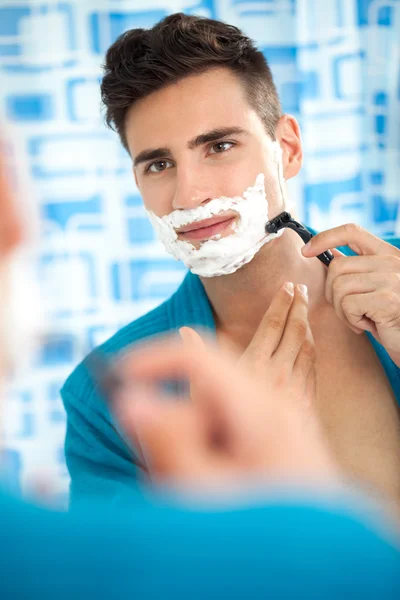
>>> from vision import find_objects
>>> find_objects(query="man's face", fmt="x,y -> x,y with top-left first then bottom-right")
125,67 -> 301,247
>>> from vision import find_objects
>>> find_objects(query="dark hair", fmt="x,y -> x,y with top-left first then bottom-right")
101,13 -> 282,152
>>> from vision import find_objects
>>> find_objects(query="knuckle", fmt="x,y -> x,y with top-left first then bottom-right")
274,367 -> 289,388
341,295 -> 357,315
266,316 -> 286,331
382,290 -> 400,309
301,339 -> 316,361
290,318 -> 307,339
344,222 -> 362,236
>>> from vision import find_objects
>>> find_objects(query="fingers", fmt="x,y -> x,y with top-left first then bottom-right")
117,334 -> 259,437
325,255 -> 400,304
301,223 -> 395,258
274,285 -> 309,368
341,289 -> 400,334
245,282 -> 295,361
179,326 -> 206,351
331,272 -> 377,328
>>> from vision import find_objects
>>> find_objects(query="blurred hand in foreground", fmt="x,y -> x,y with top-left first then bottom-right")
114,283 -> 340,496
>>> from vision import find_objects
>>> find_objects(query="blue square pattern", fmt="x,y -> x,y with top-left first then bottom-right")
89,0 -> 217,54
0,7 -> 31,57
299,70 -> 320,100
374,92 -> 388,106
262,46 -> 297,65
49,410 -> 66,424
40,252 -> 97,301
28,133 -> 120,178
372,194 -> 399,224
43,194 -> 102,230
15,413 -> 35,439
232,0 -> 295,16
375,114 -> 386,135
0,4 -> 75,61
47,382 -> 64,403
6,94 -> 54,121
37,335 -> 76,367
280,81 -> 300,113
11,390 -> 33,404
66,77 -> 102,121
125,194 -> 144,207
111,260 -> 186,302
357,0 -> 396,26
304,174 -> 363,222
90,10 -> 167,54
370,171 -> 385,185
0,7 -> 30,36
1,450 -> 22,495
332,52 -> 365,99
127,216 -> 155,244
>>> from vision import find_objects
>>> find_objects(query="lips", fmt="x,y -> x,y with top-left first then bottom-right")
176,213 -> 237,242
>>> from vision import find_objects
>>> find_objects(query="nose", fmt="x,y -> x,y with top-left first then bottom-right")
172,164 -> 214,211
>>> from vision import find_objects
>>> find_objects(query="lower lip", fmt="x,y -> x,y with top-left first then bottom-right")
178,217 -> 236,241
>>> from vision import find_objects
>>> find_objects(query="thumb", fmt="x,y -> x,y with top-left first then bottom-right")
179,326 -> 206,351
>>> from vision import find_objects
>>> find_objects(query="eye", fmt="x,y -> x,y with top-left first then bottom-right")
209,141 -> 235,154
146,160 -> 173,174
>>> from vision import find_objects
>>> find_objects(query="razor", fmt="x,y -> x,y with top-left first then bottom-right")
265,212 -> 334,267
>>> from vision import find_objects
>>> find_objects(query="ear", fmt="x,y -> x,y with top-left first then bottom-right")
275,115 -> 303,181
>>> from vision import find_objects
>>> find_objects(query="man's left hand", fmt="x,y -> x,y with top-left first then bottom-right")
302,223 -> 400,367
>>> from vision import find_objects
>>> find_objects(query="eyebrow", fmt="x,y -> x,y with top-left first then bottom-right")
133,126 -> 248,168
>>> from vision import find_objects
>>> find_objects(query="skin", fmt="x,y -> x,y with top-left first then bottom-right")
126,67 -> 327,340
0,143 -> 23,406
0,134 -> 341,498
125,66 -> 400,505
115,284 -> 341,493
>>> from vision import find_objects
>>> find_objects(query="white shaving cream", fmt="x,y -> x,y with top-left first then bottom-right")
146,142 -> 286,277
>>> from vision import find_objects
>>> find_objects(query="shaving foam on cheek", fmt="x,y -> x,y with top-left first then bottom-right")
146,141 -> 286,277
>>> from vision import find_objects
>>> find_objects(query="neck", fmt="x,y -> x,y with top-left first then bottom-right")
200,228 -> 328,349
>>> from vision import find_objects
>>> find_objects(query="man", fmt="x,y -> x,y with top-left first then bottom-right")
62,13 -> 400,509
2,137 -> 399,598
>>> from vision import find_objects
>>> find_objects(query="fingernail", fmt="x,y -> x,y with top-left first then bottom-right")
298,284 -> 308,299
302,241 -> 311,255
284,282 -> 294,294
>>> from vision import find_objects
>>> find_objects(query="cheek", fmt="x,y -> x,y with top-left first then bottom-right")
137,174 -> 175,217
214,155 -> 265,197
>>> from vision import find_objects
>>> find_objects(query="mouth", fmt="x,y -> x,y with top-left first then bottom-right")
176,213 -> 237,242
